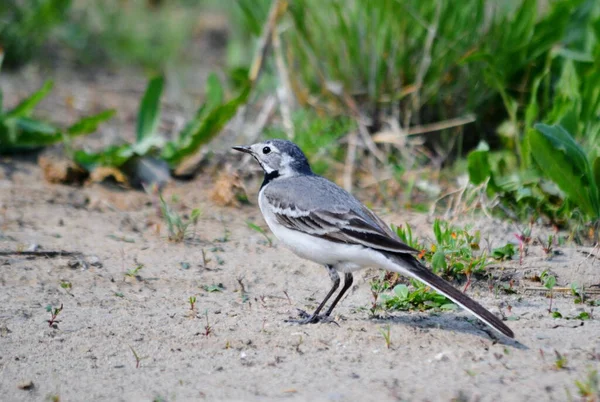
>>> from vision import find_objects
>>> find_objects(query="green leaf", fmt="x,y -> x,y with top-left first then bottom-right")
467,142 -> 492,185
136,76 -> 164,142
73,145 -> 134,171
6,80 -> 53,118
594,156 -> 600,191
393,284 -> 409,300
531,124 -> 600,219
67,109 -> 116,136
161,81 -> 251,167
431,250 -> 447,272
205,73 -> 224,108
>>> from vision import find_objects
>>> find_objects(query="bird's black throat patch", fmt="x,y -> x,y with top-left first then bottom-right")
261,170 -> 280,189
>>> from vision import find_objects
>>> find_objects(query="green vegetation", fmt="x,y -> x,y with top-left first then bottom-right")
159,194 -> 201,243
0,66 -> 114,153
4,0 -> 600,240
74,74 -> 250,185
0,0 -> 71,69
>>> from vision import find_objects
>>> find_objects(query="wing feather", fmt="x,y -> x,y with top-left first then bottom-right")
267,194 -> 418,255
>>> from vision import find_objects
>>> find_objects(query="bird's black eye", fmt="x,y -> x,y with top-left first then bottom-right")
262,146 -> 271,155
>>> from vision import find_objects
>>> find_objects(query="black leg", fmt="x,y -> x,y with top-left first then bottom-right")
287,265 -> 339,324
325,273 -> 353,317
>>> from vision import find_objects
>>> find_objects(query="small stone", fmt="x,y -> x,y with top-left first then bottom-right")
88,256 -> 102,268
17,380 -> 34,390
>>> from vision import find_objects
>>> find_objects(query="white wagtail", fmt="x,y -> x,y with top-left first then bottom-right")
233,139 -> 514,338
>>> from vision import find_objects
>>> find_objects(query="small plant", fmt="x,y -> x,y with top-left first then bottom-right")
514,226 -> 532,266
430,219 -> 489,286
574,369 -> 599,402
202,283 -> 224,293
381,282 -> 456,312
0,76 -> 114,153
246,221 -> 273,246
124,264 -> 144,279
46,304 -> 63,328
539,235 -> 556,257
379,325 -> 392,350
571,283 -> 585,304
392,223 -> 425,252
540,270 -> 557,314
492,243 -> 516,261
554,350 -> 568,370
159,195 -> 201,242
128,345 -> 148,369
203,310 -> 213,337
188,296 -> 197,311
369,274 -> 390,317
60,280 -> 72,290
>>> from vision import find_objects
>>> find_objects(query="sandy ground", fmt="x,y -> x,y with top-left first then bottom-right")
1,160 -> 599,402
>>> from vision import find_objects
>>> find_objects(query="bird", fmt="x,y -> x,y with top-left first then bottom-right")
233,139 -> 514,338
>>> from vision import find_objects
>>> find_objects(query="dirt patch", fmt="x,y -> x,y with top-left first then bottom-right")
1,161 -> 599,402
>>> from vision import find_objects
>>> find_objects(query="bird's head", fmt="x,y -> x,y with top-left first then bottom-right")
233,139 -> 312,179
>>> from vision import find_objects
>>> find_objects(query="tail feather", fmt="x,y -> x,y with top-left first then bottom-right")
385,253 -> 514,339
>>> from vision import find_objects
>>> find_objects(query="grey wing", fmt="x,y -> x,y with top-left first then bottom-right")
264,181 -> 418,255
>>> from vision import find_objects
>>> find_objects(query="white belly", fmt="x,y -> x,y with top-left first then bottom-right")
258,187 -> 388,273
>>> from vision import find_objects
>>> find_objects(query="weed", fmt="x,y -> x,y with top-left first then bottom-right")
202,284 -> 224,293
574,370 -> 599,402
514,226 -> 532,266
369,274 -> 390,317
379,325 -> 391,350
159,195 -> 200,242
203,310 -> 213,337
60,280 -> 72,291
128,345 -> 147,369
571,283 -> 585,304
0,77 -> 114,153
540,270 -> 557,314
124,264 -> 144,279
188,296 -> 197,311
430,219 -> 489,286
554,350 -> 568,370
392,223 -> 425,252
539,235 -> 556,257
73,73 -> 251,183
45,304 -> 63,328
492,243 -> 516,261
382,282 -> 456,312
246,221 -> 273,246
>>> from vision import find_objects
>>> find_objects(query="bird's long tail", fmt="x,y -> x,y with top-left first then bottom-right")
383,252 -> 514,338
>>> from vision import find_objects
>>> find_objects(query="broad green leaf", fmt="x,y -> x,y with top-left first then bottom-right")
467,142 -> 491,186
136,76 -> 164,142
6,80 -> 53,118
162,82 -> 251,167
68,109 -> 116,136
531,124 -> 600,219
393,284 -> 409,300
431,250 -> 447,272
534,124 -> 590,180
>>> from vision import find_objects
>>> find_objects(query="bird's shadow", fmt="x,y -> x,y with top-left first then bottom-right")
366,313 -> 528,350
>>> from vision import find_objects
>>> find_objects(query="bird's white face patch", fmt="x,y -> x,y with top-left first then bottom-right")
250,143 -> 282,174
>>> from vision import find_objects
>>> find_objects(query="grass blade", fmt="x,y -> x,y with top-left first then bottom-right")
136,75 -> 164,142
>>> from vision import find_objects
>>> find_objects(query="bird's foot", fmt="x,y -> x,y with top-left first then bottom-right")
285,309 -> 339,325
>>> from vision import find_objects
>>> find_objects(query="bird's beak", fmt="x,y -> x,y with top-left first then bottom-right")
232,145 -> 253,154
